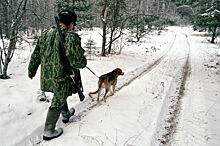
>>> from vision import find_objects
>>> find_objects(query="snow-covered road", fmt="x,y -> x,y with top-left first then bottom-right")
172,29 -> 220,146
37,30 -> 191,145
1,27 -> 220,146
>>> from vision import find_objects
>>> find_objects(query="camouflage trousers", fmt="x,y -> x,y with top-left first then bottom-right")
50,92 -> 69,111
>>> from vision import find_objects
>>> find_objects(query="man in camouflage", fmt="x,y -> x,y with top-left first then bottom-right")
28,10 -> 87,140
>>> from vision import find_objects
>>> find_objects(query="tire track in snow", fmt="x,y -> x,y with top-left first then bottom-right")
160,50 -> 190,145
171,33 -> 219,145
152,34 -> 191,145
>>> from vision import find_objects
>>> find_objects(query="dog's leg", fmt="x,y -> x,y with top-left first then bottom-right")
97,88 -> 101,104
110,85 -> 114,95
110,86 -> 113,95
103,88 -> 109,103
112,80 -> 117,95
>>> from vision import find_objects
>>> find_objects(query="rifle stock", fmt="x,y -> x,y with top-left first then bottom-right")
55,16 -> 85,102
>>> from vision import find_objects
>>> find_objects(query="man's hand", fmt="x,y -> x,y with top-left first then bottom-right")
28,73 -> 35,79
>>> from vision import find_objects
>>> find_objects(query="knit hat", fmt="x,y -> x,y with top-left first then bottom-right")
58,10 -> 77,26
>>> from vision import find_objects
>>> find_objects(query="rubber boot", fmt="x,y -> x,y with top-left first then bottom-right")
43,108 -> 63,141
61,103 -> 75,123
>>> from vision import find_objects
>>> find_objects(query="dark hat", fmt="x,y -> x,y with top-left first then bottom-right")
58,10 -> 77,26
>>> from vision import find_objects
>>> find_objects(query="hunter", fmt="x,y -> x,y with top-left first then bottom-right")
28,10 -> 87,140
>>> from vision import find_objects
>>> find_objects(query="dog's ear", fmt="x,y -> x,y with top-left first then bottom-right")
114,68 -> 120,73
115,68 -> 124,75
113,68 -> 119,72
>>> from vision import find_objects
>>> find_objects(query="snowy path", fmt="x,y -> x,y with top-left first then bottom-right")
33,31 -> 189,145
15,31 -> 177,146
172,30 -> 220,146
2,27 -> 220,146
1,28 -> 174,146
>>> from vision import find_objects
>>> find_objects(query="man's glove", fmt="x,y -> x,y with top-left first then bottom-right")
28,73 -> 35,79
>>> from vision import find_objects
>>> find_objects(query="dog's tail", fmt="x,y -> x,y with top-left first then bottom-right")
89,77 -> 104,95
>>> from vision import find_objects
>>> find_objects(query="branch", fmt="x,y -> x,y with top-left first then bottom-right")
15,0 -> 25,19
0,46 -> 4,66
76,19 -> 93,27
9,48 -> 15,61
108,13 -> 157,46
16,0 -> 28,24
9,0 -> 28,39
177,5 -> 194,15
9,27 -> 19,61
112,0 -> 119,32
0,27 -> 6,58
101,0 -> 108,24
25,8 -> 54,21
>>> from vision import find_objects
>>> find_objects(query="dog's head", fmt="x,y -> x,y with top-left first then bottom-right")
113,68 -> 124,76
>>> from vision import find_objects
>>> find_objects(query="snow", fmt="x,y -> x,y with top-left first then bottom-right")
172,28 -> 220,146
201,8 -> 220,17
0,26 -> 220,146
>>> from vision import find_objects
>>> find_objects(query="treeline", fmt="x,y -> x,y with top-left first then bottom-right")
0,0 -> 219,79
172,0 -> 219,43
0,0 -> 179,36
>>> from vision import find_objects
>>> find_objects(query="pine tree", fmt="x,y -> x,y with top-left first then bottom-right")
169,0 -> 219,43
85,37 -> 96,60
193,0 -> 220,43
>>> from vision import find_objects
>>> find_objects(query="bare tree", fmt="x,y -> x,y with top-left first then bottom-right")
0,0 -> 28,79
107,0 -> 119,54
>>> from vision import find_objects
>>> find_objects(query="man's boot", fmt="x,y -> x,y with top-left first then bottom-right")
61,103 -> 75,123
43,108 -> 63,141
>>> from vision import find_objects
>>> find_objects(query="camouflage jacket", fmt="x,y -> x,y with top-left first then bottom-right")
28,26 -> 87,97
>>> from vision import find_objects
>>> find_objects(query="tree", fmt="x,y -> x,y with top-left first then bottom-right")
99,0 -> 127,55
194,0 -> 220,43
170,0 -> 219,43
85,37 -> 96,60
107,0 -> 127,54
100,0 -> 108,56
127,0 -> 149,42
126,0 -> 159,42
0,0 -> 28,79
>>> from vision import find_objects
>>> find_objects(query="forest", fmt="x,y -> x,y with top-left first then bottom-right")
0,0 -> 219,78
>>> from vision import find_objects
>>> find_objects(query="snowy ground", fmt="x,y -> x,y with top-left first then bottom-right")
0,26 -> 219,146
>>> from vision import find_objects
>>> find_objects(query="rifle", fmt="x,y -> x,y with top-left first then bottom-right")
55,16 -> 85,101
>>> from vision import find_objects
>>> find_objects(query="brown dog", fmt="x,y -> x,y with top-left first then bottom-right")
89,68 -> 124,104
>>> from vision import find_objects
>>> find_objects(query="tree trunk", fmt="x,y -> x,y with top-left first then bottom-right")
101,0 -> 108,56
2,3 -> 9,38
101,21 -> 107,56
108,0 -> 119,54
0,27 -> 3,75
0,47 -> 2,75
136,0 -> 141,42
156,0 -> 160,16
162,0 -> 165,14
211,26 -> 217,43
2,28 -> 17,79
